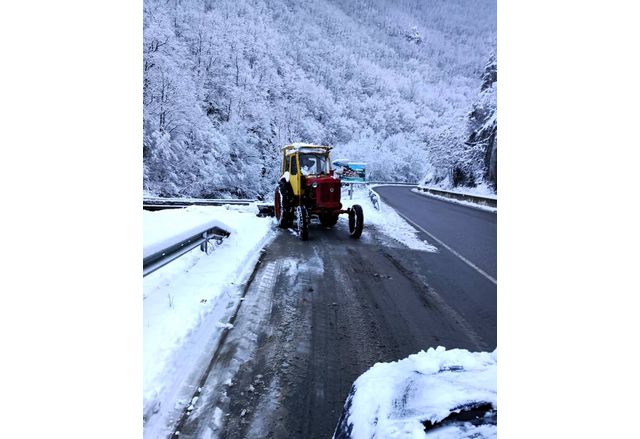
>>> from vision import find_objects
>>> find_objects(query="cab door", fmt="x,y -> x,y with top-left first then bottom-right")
288,154 -> 301,197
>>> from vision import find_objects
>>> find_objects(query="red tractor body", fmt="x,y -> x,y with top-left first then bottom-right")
274,144 -> 364,240
304,175 -> 342,211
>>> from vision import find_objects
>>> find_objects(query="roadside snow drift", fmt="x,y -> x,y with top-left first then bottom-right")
143,204 -> 275,437
344,185 -> 437,252
410,188 -> 497,213
334,347 -> 497,439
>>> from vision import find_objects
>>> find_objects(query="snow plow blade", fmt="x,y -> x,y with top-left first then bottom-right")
257,203 -> 275,217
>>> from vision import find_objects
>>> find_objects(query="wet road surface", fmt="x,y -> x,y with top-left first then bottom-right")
175,188 -> 497,439
375,186 -> 496,280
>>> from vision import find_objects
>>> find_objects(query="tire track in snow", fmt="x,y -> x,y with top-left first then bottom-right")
170,252 -> 281,438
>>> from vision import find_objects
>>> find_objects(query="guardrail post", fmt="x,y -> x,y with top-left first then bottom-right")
367,186 -> 381,211
200,232 -> 208,253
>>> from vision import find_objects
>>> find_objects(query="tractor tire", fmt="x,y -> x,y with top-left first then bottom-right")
297,205 -> 309,241
275,187 -> 293,229
348,204 -> 364,239
320,212 -> 339,228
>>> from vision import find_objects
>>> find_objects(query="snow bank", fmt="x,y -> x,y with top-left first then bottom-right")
416,185 -> 496,200
344,185 -> 437,252
411,188 -> 497,213
143,217 -> 231,259
143,204 -> 275,430
335,347 -> 497,439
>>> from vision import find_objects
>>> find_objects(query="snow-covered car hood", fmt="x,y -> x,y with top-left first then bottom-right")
333,347 -> 497,439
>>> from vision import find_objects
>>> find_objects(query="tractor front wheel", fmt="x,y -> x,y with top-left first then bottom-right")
348,204 -> 364,239
297,205 -> 309,241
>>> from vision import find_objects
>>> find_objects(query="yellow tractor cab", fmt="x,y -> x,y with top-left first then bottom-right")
275,143 -> 363,240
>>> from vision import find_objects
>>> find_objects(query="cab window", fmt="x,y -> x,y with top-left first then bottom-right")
290,155 -> 298,175
300,153 -> 329,175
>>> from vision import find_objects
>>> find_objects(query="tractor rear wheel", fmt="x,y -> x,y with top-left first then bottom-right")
348,204 -> 364,239
320,212 -> 339,228
297,205 -> 309,241
275,188 -> 293,228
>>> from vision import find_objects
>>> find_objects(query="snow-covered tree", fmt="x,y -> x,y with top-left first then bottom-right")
143,0 -> 496,197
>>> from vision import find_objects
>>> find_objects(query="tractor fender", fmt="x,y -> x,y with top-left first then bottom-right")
281,171 -> 290,182
277,178 -> 294,208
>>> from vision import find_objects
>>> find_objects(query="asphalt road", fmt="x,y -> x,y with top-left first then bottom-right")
375,186 -> 496,280
175,187 -> 497,439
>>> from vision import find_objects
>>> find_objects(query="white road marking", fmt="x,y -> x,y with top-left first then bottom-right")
395,211 -> 497,285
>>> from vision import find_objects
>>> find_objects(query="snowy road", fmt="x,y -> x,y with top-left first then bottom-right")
173,189 -> 497,439
376,186 -> 497,280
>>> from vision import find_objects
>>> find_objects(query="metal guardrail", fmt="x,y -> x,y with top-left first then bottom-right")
368,186 -> 381,210
143,226 -> 230,277
367,183 -> 497,209
143,197 -> 256,211
415,186 -> 497,208
366,181 -> 418,186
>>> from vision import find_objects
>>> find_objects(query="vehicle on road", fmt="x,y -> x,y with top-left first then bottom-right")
274,143 -> 364,240
333,347 -> 497,439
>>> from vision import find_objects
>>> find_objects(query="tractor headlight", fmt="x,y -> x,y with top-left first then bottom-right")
312,182 -> 318,188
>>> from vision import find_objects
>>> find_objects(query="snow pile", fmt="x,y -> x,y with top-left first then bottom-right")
343,185 -> 437,252
335,347 -> 497,439
410,188 -> 497,213
415,185 -> 496,199
144,217 -> 232,259
143,204 -> 275,430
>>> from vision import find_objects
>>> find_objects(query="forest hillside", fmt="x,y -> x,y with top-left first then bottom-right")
143,0 -> 496,198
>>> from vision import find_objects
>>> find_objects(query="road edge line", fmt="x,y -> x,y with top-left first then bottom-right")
395,211 -> 497,285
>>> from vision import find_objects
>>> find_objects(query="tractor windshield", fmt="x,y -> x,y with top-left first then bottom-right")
299,153 -> 330,176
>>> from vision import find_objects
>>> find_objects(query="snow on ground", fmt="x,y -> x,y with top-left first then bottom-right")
142,186 -> 452,436
344,185 -> 438,252
414,184 -> 496,200
416,179 -> 497,198
335,347 -> 497,439
143,203 -> 275,435
411,188 -> 497,213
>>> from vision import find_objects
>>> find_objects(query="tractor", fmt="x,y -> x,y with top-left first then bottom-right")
274,143 -> 364,240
